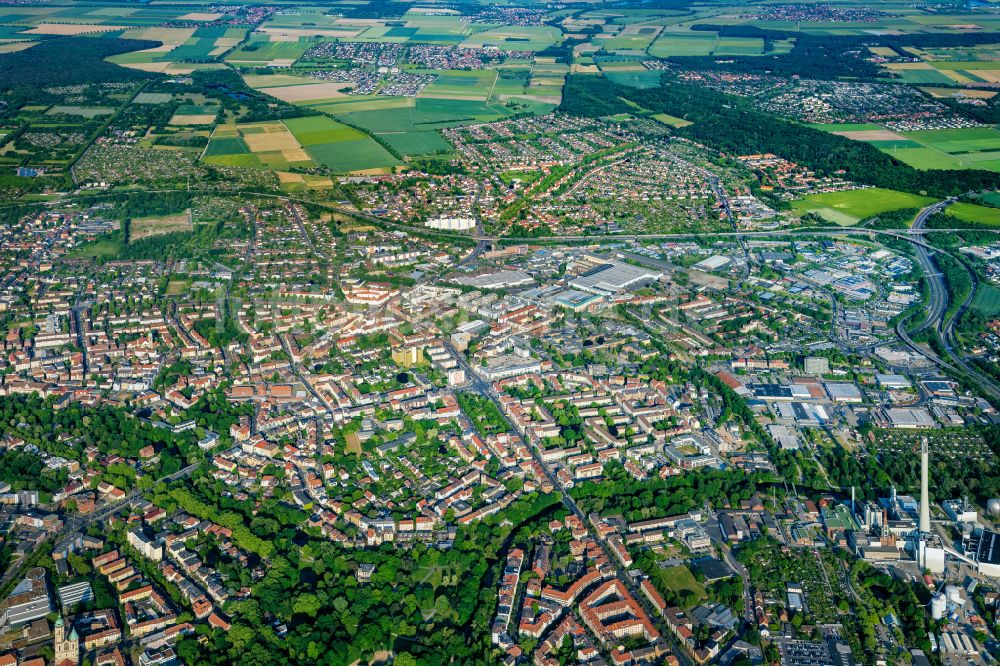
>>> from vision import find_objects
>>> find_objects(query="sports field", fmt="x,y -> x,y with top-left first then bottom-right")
792,188 -> 935,225
653,113 -> 692,128
973,284 -> 1000,316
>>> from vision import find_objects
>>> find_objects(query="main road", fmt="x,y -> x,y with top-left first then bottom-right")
0,462 -> 199,590
909,198 -> 954,335
443,343 -> 697,666
898,200 -> 1000,401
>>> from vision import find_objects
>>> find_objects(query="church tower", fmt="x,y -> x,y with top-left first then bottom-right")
53,615 -> 79,666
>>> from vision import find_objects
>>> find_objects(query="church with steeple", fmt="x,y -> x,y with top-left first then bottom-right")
53,615 -> 79,666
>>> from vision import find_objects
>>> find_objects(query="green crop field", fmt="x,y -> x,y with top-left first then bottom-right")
648,32 -> 716,57
460,25 -> 561,51
283,116 -> 364,145
227,36 -> 310,65
882,147 -> 971,170
420,69 -> 497,100
282,115 -> 400,172
378,131 -> 451,156
902,127 -> 1000,154
714,37 -> 765,55
204,136 -> 251,156
340,98 -> 511,135
894,68 -> 954,85
792,188 -> 936,225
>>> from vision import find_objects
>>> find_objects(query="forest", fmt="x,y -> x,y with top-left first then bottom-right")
0,36 -> 158,90
169,488 -> 562,666
678,25 -> 1000,80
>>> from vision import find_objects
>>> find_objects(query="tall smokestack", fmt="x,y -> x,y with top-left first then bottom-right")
920,437 -> 931,534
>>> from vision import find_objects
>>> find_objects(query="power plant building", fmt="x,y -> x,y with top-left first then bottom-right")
974,530 -> 1000,578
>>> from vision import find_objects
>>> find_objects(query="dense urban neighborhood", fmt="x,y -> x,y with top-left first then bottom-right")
2,0 -> 1000,666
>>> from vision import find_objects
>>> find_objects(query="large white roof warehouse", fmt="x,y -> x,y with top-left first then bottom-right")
569,260 -> 662,295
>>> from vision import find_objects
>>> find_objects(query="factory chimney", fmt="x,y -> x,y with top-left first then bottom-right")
919,437 -> 931,534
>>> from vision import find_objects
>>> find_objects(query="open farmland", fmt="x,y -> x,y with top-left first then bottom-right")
282,115 -> 399,172
203,120 -> 316,170
226,35 -> 311,67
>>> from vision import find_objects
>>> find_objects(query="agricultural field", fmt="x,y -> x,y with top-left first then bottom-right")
792,188 -> 935,225
284,115 -> 399,172
335,98 -> 513,156
108,26 -> 241,74
277,171 -> 336,194
648,32 -> 716,57
420,69 -> 498,101
602,24 -> 663,53
815,124 -> 1000,172
170,103 -> 220,126
226,35 -> 312,67
204,120 -> 314,170
894,127 -> 1000,172
460,25 -> 561,51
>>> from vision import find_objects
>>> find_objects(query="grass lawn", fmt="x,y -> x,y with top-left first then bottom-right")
944,201 -> 1000,227
604,69 -> 662,88
67,237 -> 120,259
808,123 -> 884,132
652,565 -> 706,607
792,188 -> 936,225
